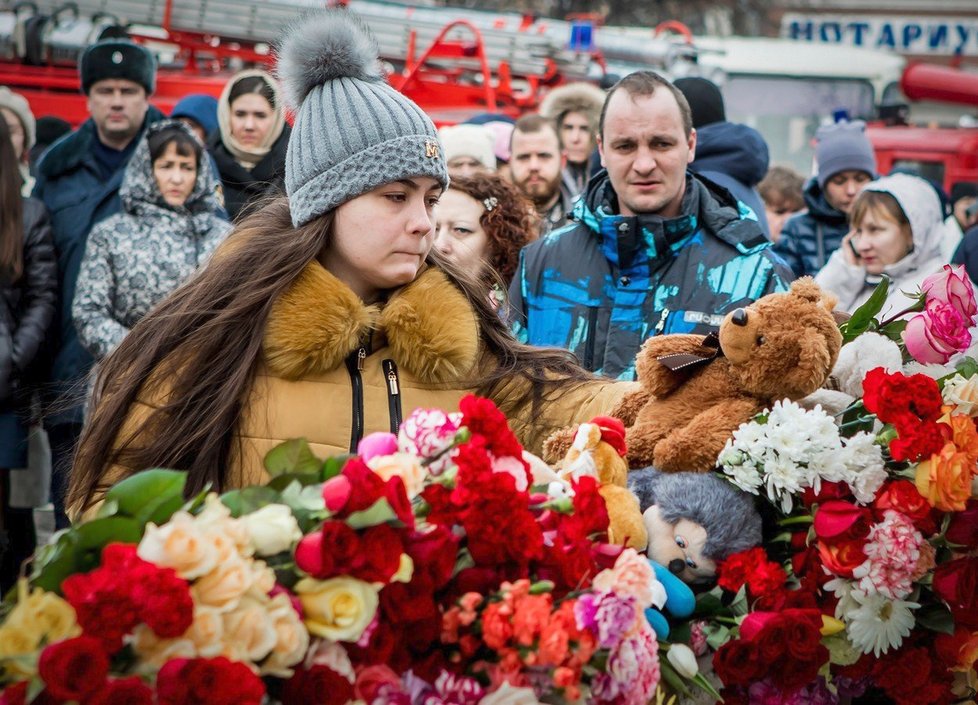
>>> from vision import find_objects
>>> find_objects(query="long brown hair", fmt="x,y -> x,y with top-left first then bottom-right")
69,195 -> 589,513
0,117 -> 24,284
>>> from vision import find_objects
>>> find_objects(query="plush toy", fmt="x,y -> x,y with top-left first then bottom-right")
553,416 -> 648,551
628,467 -> 763,585
611,277 -> 843,472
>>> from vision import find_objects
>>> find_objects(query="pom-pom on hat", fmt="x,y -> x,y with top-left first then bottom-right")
80,39 -> 156,95
277,9 -> 449,227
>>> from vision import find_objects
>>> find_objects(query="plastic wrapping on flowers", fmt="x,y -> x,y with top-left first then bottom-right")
0,394 -> 718,705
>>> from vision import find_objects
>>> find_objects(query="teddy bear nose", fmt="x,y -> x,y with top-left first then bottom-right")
668,558 -> 686,575
731,308 -> 749,326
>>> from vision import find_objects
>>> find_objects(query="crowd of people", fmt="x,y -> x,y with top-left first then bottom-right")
2,12 -> 978,588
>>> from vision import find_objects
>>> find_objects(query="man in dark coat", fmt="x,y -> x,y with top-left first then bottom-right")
509,71 -> 793,380
32,38 -> 164,527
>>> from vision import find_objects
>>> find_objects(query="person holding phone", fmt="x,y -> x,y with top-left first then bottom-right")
816,173 -> 946,315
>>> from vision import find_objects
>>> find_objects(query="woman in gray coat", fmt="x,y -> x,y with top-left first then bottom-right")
73,120 -> 231,360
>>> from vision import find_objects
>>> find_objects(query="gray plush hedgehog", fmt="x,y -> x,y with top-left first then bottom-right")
627,467 -> 763,584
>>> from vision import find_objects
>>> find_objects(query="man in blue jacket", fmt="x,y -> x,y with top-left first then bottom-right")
674,76 -> 771,239
509,71 -> 794,380
33,39 -> 163,527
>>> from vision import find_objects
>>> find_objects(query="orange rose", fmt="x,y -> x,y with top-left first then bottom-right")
945,414 -> 978,463
916,444 -> 974,512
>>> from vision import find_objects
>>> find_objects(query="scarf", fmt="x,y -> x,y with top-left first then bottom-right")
217,69 -> 286,169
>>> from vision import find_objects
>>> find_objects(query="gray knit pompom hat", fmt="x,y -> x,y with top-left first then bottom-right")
277,9 -> 449,227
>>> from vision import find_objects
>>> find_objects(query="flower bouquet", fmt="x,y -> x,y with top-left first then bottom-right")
0,395 -> 717,705
685,266 -> 978,704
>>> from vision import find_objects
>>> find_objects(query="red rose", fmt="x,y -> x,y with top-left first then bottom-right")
874,479 -> 936,533
87,677 -> 154,705
750,611 -> 826,693
281,665 -> 354,705
946,499 -> 978,547
295,521 -> 361,578
813,501 -> 872,544
339,458 -> 389,514
406,525 -> 459,589
354,665 -> 402,704
713,639 -> 764,687
156,657 -> 265,705
357,524 -> 407,583
933,557 -> 978,630
801,480 -> 852,506
37,636 -> 109,701
0,682 -> 27,705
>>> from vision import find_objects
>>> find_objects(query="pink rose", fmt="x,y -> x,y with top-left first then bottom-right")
321,475 -> 352,513
358,432 -> 398,462
922,265 -> 978,321
903,299 -> 973,364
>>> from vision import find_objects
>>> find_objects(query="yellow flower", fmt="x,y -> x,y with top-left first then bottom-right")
0,581 -> 80,679
295,577 -> 379,642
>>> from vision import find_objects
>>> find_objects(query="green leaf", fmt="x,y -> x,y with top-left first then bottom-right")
280,481 -> 327,513
692,672 -> 724,702
74,516 -> 143,549
878,318 -> 908,343
823,632 -> 861,666
104,470 -> 186,525
916,603 -> 956,635
704,623 -> 732,651
30,533 -> 80,593
220,486 -> 281,517
264,439 -> 322,477
345,498 -> 396,529
658,658 -> 691,697
954,356 -> 978,379
29,517 -> 143,594
840,276 -> 889,342
268,472 -> 323,491
320,455 -> 352,481
452,547 -> 475,578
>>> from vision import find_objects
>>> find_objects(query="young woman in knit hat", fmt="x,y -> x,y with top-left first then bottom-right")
67,10 -> 626,518
209,69 -> 291,221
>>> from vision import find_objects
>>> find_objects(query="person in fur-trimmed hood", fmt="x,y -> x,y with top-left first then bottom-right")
72,120 -> 231,360
67,10 -> 631,519
540,81 -> 605,200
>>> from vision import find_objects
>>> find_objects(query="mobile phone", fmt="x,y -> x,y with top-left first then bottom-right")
849,239 -> 861,260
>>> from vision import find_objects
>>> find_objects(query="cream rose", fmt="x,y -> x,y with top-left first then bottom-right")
130,624 -> 198,668
367,453 -> 427,499
240,504 -> 303,556
943,374 -> 978,416
295,577 -> 379,642
260,593 -> 310,677
222,595 -> 278,662
6,585 -> 79,647
196,495 -> 253,556
192,555 -> 253,612
185,605 -> 225,657
138,512 -> 218,579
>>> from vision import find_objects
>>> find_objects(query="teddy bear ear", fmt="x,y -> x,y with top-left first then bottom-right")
790,277 -> 836,311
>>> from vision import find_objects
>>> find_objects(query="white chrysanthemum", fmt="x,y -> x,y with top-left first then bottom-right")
839,433 -> 887,504
764,453 -> 807,513
824,576 -> 861,620
846,591 -> 919,657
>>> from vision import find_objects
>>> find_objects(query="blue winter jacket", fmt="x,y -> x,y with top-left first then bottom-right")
32,107 -> 166,424
689,121 -> 771,238
508,170 -> 794,379
772,177 -> 849,278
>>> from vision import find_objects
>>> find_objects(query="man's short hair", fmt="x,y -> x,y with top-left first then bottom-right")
510,113 -> 560,151
598,71 -> 693,139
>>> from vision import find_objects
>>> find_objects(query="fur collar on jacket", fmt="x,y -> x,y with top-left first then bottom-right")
263,263 -> 480,384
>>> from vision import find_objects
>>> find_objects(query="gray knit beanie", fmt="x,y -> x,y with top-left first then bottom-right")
277,10 -> 449,227
815,120 -> 877,190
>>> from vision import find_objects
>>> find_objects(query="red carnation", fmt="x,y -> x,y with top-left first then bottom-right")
38,636 -> 109,702
88,677 -> 154,705
862,368 -> 943,426
459,394 -> 524,460
281,665 -> 355,705
718,547 -> 785,598
156,657 -> 265,705
132,568 -> 194,639
888,421 -> 950,463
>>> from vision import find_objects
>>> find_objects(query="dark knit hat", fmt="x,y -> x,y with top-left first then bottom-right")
80,40 -> 156,95
277,9 -> 448,227
815,120 -> 877,189
674,76 -> 726,129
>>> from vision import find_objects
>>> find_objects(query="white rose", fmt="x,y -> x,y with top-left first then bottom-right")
295,577 -> 379,642
943,374 -> 978,416
240,504 -> 302,556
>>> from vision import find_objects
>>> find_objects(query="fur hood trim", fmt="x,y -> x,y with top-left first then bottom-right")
539,82 -> 606,129
263,263 -> 480,383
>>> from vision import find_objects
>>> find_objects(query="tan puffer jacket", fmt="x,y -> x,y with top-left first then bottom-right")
81,262 -> 630,513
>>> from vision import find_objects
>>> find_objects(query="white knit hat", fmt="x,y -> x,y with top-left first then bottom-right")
438,124 -> 496,170
0,86 -> 35,152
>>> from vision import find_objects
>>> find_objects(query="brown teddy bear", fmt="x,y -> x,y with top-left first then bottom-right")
549,416 -> 648,550
608,277 -> 843,473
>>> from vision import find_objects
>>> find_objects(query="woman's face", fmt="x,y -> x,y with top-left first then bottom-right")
433,189 -> 490,275
229,92 -> 274,148
852,205 -> 912,274
153,142 -> 198,208
323,177 -> 443,302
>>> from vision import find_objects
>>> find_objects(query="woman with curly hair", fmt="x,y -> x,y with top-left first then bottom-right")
433,172 -> 538,306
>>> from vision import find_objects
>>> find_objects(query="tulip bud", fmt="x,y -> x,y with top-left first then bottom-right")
666,643 -> 699,679
321,475 -> 352,513
294,532 -> 324,576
